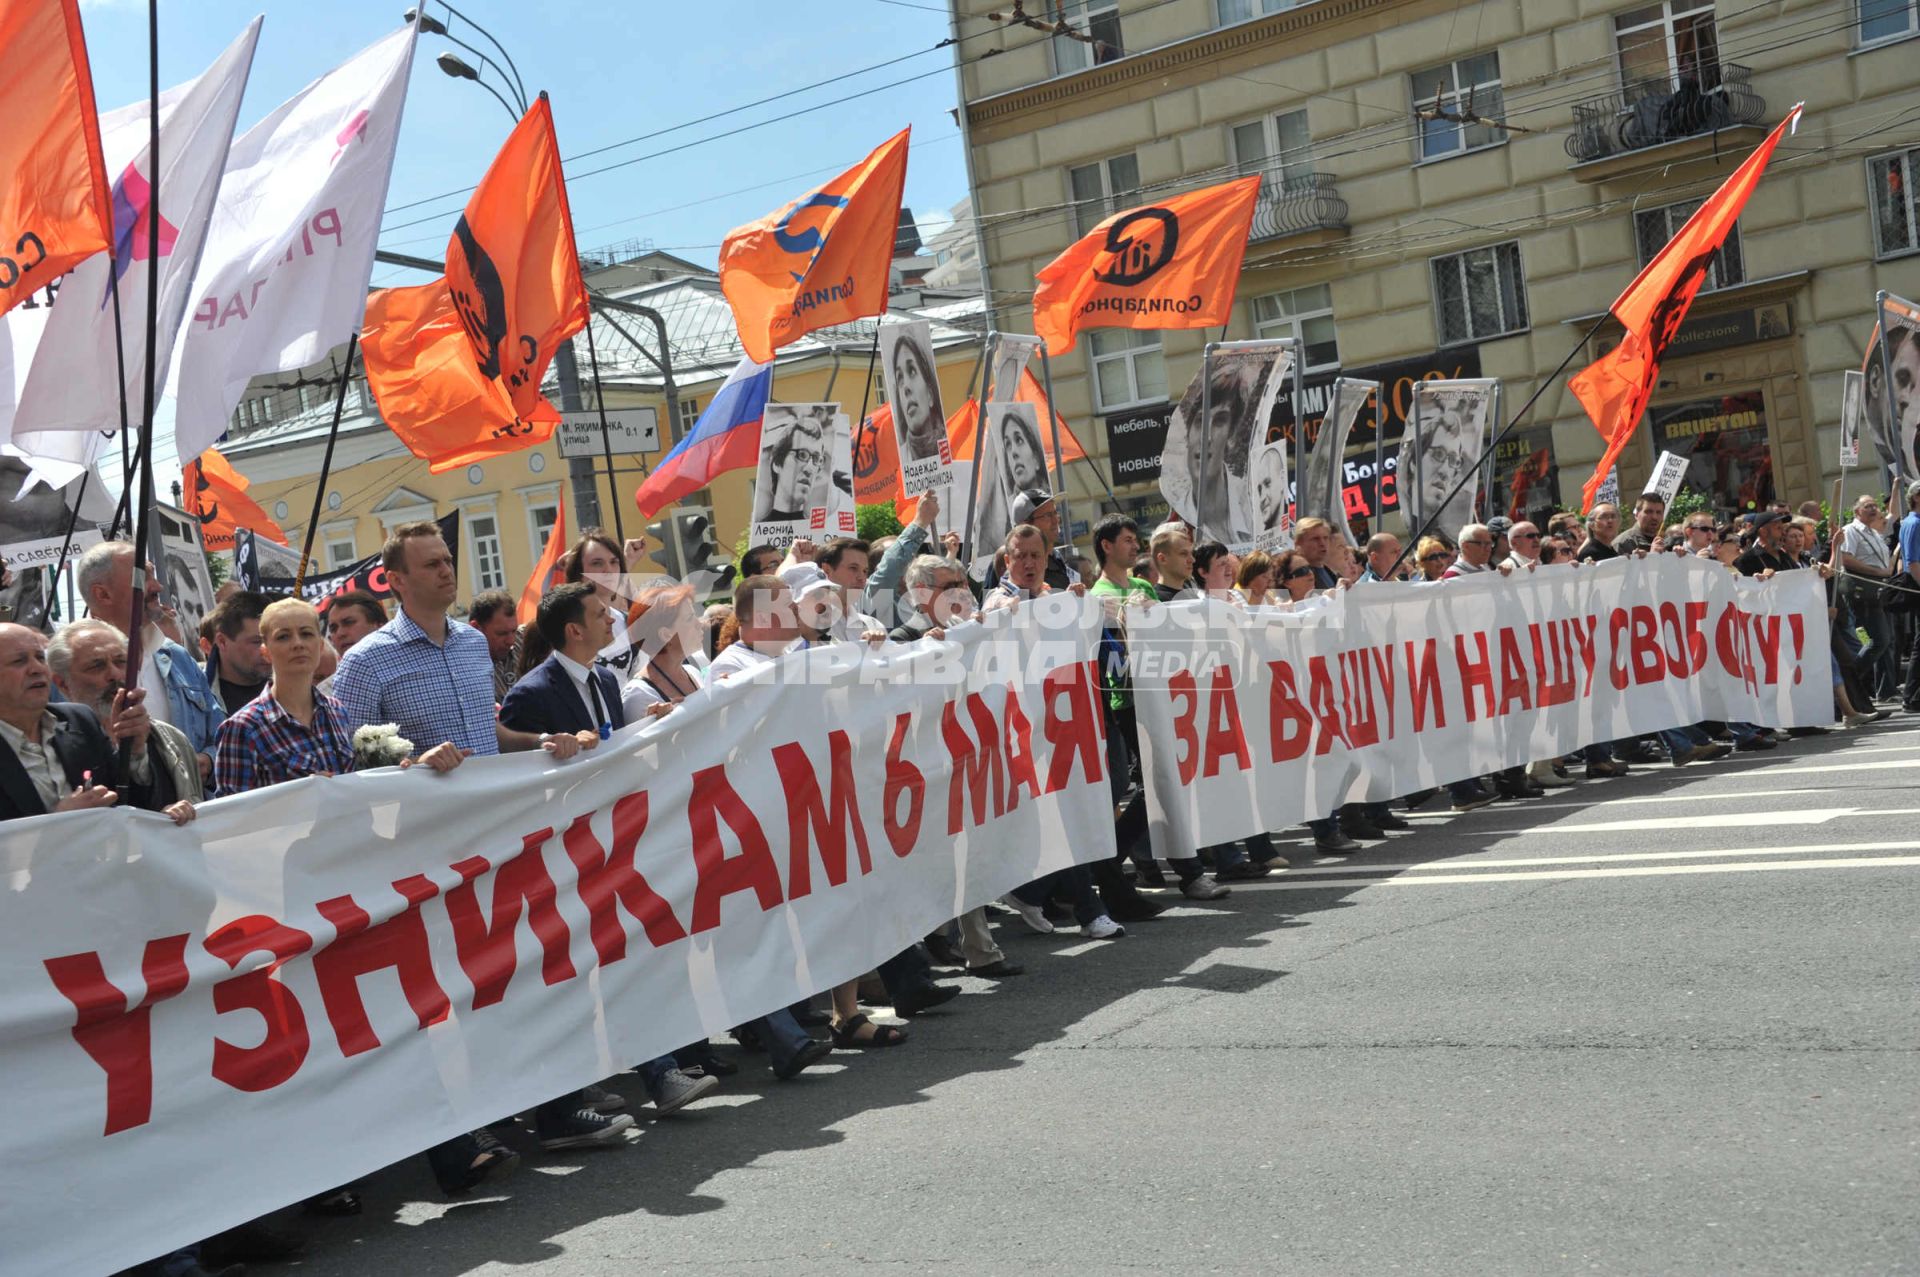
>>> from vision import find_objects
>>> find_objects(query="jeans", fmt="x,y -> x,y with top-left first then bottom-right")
748,1007 -> 815,1072
1214,832 -> 1287,870
1014,864 -> 1103,926
1854,602 -> 1898,698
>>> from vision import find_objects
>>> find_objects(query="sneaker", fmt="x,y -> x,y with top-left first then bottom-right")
1451,790 -> 1498,813
1528,761 -> 1574,789
1000,894 -> 1054,934
537,1107 -> 634,1151
648,1069 -> 719,1117
1314,832 -> 1362,854
1180,873 -> 1231,901
582,1082 -> 627,1114
1845,712 -> 1877,728
1082,914 -> 1126,939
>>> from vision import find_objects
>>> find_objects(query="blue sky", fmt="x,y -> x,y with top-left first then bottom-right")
77,0 -> 973,283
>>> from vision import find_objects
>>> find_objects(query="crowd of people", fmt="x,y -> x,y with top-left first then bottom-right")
4,478 -> 1908,1276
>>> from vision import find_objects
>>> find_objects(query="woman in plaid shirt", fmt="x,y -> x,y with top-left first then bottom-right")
212,598 -> 355,796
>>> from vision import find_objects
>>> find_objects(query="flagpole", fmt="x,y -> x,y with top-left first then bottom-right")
1372,381 -> 1386,536
1036,344 -> 1074,536
107,271 -> 137,538
580,319 -> 625,542
37,471 -> 91,629
959,333 -> 996,568
295,334 -> 360,591
1197,341 -> 1218,543
1383,310 -> 1615,579
118,0 -> 163,795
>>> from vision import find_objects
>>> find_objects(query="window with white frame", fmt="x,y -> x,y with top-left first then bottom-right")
1089,329 -> 1167,413
1252,284 -> 1340,371
1068,152 -> 1141,238
1858,0 -> 1918,45
675,396 -> 700,437
323,530 -> 357,568
1634,201 -> 1744,291
1869,147 -> 1919,258
1052,0 -> 1122,75
1411,52 -> 1505,161
1614,1 -> 1720,89
527,500 -> 561,560
466,511 -> 505,591
1430,242 -> 1529,345
1217,0 -> 1305,22
1232,108 -> 1314,194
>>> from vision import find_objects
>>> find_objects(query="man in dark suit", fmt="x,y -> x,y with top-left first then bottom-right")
0,621 -> 183,822
499,584 -> 725,1124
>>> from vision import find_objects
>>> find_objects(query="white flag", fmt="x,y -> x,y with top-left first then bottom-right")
170,24 -> 416,463
7,19 -> 261,445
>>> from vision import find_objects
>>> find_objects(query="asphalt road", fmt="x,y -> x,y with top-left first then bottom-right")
286,723 -> 1920,1276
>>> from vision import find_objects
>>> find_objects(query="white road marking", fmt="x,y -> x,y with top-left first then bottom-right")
1477,808 -> 1857,834
1259,855 -> 1920,889
1722,757 -> 1920,778
1274,838 -> 1920,875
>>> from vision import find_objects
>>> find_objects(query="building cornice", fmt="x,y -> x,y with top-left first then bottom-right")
966,0 -> 1398,134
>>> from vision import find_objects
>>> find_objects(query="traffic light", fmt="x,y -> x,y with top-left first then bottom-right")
675,510 -> 735,597
645,519 -> 682,578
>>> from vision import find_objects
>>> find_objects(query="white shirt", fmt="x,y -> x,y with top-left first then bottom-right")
139,625 -> 173,728
1842,519 -> 1892,573
707,639 -> 791,683
621,658 -> 706,721
553,649 -> 611,732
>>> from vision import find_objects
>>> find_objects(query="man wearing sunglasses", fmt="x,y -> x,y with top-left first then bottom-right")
1440,524 -> 1514,580
1503,521 -> 1544,571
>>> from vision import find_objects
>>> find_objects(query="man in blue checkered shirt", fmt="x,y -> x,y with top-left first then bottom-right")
329,520 -> 605,1189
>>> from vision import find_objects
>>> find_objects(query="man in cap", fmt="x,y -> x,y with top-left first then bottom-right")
1734,511 -> 1797,577
1484,516 -> 1514,565
1007,488 -> 1080,592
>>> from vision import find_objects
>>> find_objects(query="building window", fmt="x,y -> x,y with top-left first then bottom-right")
324,533 -> 357,568
1252,284 -> 1340,372
1218,0 -> 1304,21
466,512 -> 505,591
1052,0 -> 1122,75
1068,152 -> 1141,238
675,396 -> 700,437
527,501 -> 560,559
1232,108 -> 1313,193
1634,201 -> 1744,291
1089,330 -> 1167,413
1869,147 -> 1919,258
1411,52 -> 1505,160
1614,1 -> 1721,90
1430,242 -> 1529,345
1859,0 -> 1918,44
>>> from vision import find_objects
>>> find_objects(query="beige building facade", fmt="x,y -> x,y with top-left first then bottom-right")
956,0 -> 1920,534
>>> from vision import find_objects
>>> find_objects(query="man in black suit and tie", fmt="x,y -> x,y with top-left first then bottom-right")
498,584 -> 724,1125
0,621 -> 185,823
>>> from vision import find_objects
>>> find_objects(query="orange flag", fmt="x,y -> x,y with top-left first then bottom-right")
1572,107 -> 1802,512
853,401 -> 900,506
720,129 -> 909,364
0,0 -> 113,317
517,499 -> 567,625
1033,175 -> 1260,357
183,447 -> 287,553
363,95 -> 588,471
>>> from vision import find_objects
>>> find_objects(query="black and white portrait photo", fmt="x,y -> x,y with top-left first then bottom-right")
751,403 -> 853,547
1397,380 -> 1494,539
880,320 -> 952,496
1159,342 -> 1295,547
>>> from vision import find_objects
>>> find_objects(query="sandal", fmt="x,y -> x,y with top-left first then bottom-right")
830,1013 -> 907,1049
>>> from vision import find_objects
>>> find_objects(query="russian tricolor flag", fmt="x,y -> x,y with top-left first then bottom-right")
635,356 -> 773,518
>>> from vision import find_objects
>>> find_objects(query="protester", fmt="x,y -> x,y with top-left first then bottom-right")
1839,495 -> 1898,700
1578,505 -> 1622,561
0,622 -> 187,823
1234,550 -> 1277,604
563,530 -> 643,674
1735,512 -> 1798,575
1442,524 -> 1513,581
1148,524 -> 1196,602
1414,536 -> 1455,581
1613,495 -> 1665,555
782,537 -> 889,642
465,589 -> 520,700
75,540 -> 224,776
1193,541 -> 1239,595
1503,522 -> 1543,571
1275,550 -> 1317,602
1009,488 -> 1079,590
324,589 -> 387,658
621,585 -> 708,719
1485,515 -> 1514,564
207,592 -> 273,712
47,619 -> 202,804
1359,533 -> 1403,583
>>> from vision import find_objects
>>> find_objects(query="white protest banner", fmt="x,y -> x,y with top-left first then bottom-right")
749,403 -> 854,548
0,606 -> 1112,1275
1129,557 -> 1830,853
1840,368 -> 1864,469
1645,449 -> 1690,505
879,319 -> 952,497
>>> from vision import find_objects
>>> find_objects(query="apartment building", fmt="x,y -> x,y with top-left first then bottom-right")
954,0 -> 1920,532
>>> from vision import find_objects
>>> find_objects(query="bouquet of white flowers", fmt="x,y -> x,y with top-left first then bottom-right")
352,723 -> 413,770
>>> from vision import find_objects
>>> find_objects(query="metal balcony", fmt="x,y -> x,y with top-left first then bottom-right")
1565,63 -> 1765,165
1247,172 -> 1348,243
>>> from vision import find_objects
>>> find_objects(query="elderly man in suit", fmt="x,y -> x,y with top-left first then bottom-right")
0,622 -> 188,823
48,619 -> 204,804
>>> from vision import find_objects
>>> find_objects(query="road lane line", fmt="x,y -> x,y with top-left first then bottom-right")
1271,838 -> 1920,875
1258,855 -> 1920,888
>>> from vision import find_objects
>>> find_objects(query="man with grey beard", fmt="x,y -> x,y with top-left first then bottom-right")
47,619 -> 202,802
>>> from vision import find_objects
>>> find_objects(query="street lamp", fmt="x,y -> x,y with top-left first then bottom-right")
435,50 -> 520,122
406,4 -> 527,113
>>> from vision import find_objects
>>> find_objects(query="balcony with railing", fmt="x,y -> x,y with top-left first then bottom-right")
1565,63 -> 1766,179
1247,172 -> 1349,247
